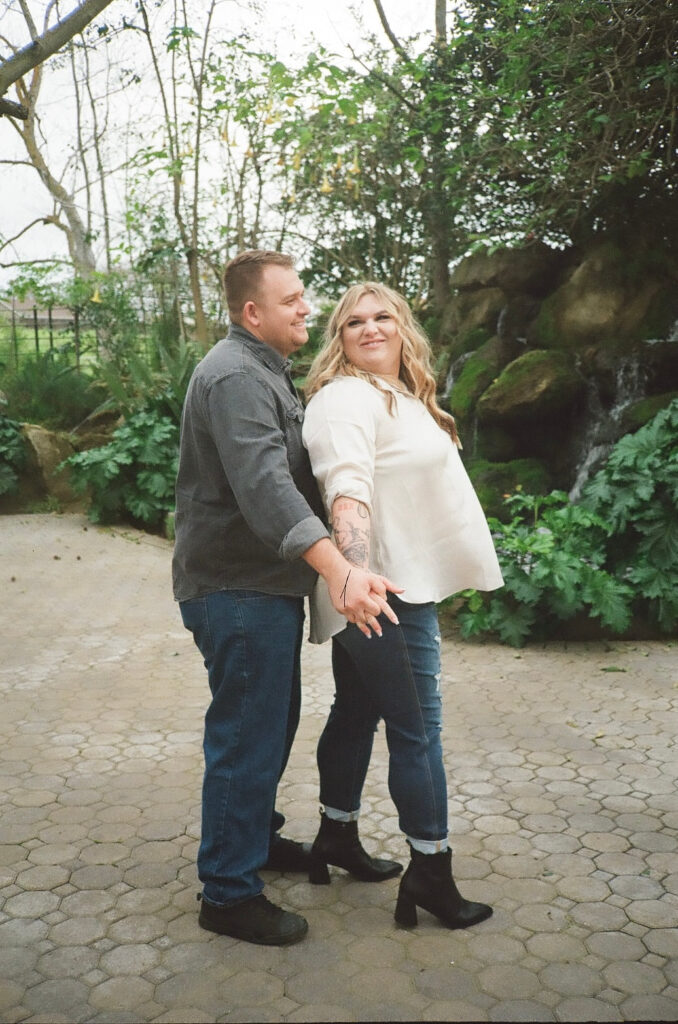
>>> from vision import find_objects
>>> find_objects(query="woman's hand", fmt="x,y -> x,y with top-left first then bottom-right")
329,566 -> 402,638
303,496 -> 404,637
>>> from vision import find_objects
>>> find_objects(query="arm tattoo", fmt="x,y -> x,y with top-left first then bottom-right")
332,499 -> 370,568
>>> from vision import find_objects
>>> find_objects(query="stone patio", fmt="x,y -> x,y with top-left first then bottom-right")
0,513 -> 677,1022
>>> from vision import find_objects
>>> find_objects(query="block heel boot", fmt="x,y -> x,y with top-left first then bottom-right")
308,811 -> 403,885
394,846 -> 492,929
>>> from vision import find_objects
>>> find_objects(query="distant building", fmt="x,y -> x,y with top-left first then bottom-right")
0,295 -> 74,331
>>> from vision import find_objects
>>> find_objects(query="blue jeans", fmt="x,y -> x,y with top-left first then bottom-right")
318,596 -> 448,844
180,590 -> 304,906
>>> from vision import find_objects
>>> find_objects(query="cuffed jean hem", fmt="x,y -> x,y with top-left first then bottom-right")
323,804 -> 360,822
407,836 -> 449,854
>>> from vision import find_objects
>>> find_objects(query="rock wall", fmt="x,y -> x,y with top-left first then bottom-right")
443,240 -> 678,513
0,424 -> 80,513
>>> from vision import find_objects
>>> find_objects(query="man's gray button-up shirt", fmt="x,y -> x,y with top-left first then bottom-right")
172,325 -> 328,602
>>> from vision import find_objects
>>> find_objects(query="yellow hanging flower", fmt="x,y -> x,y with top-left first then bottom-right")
90,286 -> 103,304
319,174 -> 333,194
292,152 -> 302,171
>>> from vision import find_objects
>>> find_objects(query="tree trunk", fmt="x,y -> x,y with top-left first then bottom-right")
435,0 -> 446,41
12,68 -> 96,276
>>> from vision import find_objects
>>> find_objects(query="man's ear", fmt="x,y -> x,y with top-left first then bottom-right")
242,299 -> 259,328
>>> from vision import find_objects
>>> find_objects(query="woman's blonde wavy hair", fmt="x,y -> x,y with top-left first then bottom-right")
305,282 -> 460,446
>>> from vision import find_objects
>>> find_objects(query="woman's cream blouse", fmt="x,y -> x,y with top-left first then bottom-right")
302,376 -> 504,643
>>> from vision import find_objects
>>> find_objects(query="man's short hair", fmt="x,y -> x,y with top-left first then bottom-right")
223,250 -> 294,324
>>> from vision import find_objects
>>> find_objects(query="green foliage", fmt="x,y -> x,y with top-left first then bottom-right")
92,335 -> 200,423
455,399 -> 678,644
0,352 -> 101,430
64,409 -> 179,529
456,491 -> 631,647
0,415 -> 26,496
581,398 -> 678,631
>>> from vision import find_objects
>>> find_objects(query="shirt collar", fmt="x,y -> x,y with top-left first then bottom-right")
228,323 -> 292,376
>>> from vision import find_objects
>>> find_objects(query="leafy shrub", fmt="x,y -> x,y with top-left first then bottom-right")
0,415 -> 26,496
581,397 -> 678,632
456,491 -> 632,646
1,351 -> 100,429
455,399 -> 678,645
93,336 -> 199,424
64,408 -> 178,529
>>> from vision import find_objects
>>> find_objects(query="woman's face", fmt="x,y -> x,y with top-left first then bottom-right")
340,293 -> 403,379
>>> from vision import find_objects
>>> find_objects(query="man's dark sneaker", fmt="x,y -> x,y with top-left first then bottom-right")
265,836 -> 313,872
198,893 -> 308,946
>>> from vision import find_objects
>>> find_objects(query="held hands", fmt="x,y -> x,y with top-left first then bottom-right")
330,565 -> 404,638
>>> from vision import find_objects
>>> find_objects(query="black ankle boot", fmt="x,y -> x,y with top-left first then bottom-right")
309,811 -> 403,885
394,846 -> 492,929
198,893 -> 308,945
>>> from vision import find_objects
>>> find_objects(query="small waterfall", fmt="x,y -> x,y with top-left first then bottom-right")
569,356 -> 647,502
443,350 -> 474,399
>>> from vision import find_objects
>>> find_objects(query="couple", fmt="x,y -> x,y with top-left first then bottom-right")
172,250 -> 503,946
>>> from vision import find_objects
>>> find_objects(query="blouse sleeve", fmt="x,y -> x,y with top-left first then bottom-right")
302,379 -> 381,515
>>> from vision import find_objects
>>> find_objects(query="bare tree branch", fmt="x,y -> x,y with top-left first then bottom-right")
371,0 -> 410,61
0,217 -> 53,252
346,44 -> 418,112
0,96 -> 27,118
18,0 -> 40,43
0,257 -> 71,268
0,158 -> 34,167
0,0 -> 116,115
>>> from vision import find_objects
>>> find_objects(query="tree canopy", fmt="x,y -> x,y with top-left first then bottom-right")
1,0 -> 676,329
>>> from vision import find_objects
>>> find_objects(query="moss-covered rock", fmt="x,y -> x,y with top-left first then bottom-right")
450,242 -> 565,295
448,337 -> 508,422
529,242 -> 675,351
620,391 -> 678,433
477,350 -> 585,424
467,458 -> 553,519
441,289 -> 505,360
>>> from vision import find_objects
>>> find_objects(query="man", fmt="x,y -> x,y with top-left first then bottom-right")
172,250 -> 399,946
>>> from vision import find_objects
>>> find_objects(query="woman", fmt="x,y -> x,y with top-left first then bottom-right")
302,282 -> 504,930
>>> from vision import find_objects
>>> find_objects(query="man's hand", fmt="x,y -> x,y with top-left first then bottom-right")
303,534 -> 403,639
328,565 -> 402,638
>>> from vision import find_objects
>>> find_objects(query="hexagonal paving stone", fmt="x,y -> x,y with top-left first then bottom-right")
538,962 -> 603,997
554,996 -> 623,1021
625,899 -> 678,929
586,931 -> 646,960
479,964 -> 542,1000
89,975 -> 155,1012
603,961 -> 666,995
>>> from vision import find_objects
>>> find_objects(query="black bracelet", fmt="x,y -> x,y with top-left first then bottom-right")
340,569 -> 351,607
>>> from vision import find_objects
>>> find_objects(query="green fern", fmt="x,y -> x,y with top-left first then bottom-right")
454,398 -> 678,645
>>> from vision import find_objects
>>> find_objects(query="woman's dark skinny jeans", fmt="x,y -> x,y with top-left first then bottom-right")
318,595 -> 448,843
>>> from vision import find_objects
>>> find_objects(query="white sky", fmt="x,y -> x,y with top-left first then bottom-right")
0,0 -> 433,284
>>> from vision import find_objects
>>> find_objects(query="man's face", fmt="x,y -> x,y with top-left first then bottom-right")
246,265 -> 310,358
